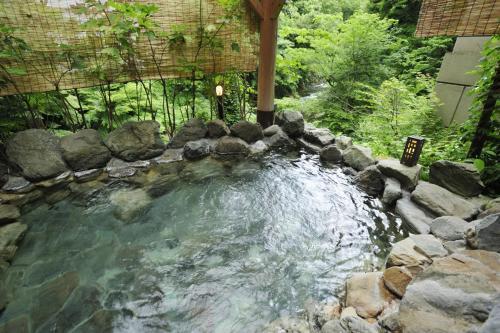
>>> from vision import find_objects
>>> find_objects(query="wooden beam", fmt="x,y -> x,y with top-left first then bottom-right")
247,0 -> 264,19
253,0 -> 285,128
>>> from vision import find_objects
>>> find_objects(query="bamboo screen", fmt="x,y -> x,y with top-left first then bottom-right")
0,0 -> 259,96
416,0 -> 500,37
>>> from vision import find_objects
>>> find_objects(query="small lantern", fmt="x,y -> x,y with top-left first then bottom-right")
215,85 -> 224,119
401,136 -> 425,167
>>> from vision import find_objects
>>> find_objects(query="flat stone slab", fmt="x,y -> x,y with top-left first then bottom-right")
395,196 -> 434,234
0,204 -> 21,224
382,178 -> 402,205
377,159 -> 421,190
0,222 -> 27,262
387,237 -> 432,269
411,182 -> 479,220
1,176 -> 34,194
296,138 -> 321,153
409,234 -> 448,258
303,124 -> 335,147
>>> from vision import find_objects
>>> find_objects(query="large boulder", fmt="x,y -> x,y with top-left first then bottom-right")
377,159 -> 421,190
479,295 -> 500,333
320,145 -> 343,163
411,182 -> 479,220
230,121 -> 264,143
395,196 -> 434,234
61,129 -> 111,171
263,125 -> 281,137
355,166 -> 385,197
303,124 -> 335,147
168,118 -> 208,148
214,136 -> 250,157
5,129 -> 68,181
429,160 -> 484,197
206,120 -> 230,138
466,214 -> 500,252
345,272 -> 396,318
409,233 -> 448,258
399,250 -> 500,333
105,121 -> 165,161
275,111 -> 304,138
381,178 -> 402,205
182,139 -> 211,160
263,129 -> 296,150
430,216 -> 469,241
342,145 -> 376,171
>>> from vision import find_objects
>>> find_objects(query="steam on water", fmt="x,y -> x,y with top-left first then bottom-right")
1,153 -> 405,332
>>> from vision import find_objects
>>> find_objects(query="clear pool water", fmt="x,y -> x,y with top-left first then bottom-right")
0,153 -> 405,332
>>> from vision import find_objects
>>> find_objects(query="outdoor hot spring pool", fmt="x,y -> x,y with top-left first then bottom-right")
1,153 -> 406,332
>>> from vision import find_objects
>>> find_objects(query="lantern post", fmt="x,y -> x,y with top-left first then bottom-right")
216,85 -> 224,120
401,136 -> 425,167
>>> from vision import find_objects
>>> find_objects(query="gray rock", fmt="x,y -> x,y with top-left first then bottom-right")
263,316 -> 310,333
60,129 -> 111,171
355,166 -> 385,197
322,316 -> 381,333
429,160 -> 484,197
377,159 -> 421,190
466,214 -> 500,252
479,295 -> 500,333
0,222 -> 27,262
168,118 -> 208,148
105,158 -> 149,178
105,121 -> 165,161
206,119 -> 230,138
263,124 -> 281,137
411,182 -> 479,220
183,139 -> 211,160
6,129 -> 68,181
230,121 -> 264,143
409,234 -> 448,258
275,111 -> 305,138
214,136 -> 250,156
342,145 -> 375,171
305,298 -> 341,329
297,138 -> 322,153
74,169 -> 103,183
35,170 -> 73,189
399,250 -> 500,333
377,302 -> 401,332
443,240 -> 467,253
336,136 -> 353,150
1,176 -> 33,193
430,216 -> 469,241
0,204 -> 20,224
263,129 -> 296,150
249,140 -> 269,156
395,196 -> 434,234
303,124 -> 335,147
381,178 -> 402,205
320,145 -> 343,163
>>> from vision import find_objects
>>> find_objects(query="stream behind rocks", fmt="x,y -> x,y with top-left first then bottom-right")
1,153 -> 406,332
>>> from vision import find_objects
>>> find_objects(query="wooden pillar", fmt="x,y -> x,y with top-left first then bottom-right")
247,0 -> 284,128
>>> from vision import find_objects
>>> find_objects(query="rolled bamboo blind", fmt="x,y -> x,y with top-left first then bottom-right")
0,0 -> 259,96
416,0 -> 500,37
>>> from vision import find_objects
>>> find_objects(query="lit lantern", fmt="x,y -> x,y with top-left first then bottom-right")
401,136 -> 425,167
215,85 -> 224,119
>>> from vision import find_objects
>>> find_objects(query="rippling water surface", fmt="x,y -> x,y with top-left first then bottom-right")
1,153 -> 405,332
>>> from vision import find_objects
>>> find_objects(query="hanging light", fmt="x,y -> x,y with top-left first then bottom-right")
215,85 -> 224,119
401,136 -> 425,167
216,85 -> 224,97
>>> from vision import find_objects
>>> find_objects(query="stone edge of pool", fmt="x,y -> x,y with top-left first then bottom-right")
0,112 -> 499,333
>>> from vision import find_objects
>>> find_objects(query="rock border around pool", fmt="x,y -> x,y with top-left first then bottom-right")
0,111 -> 499,332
